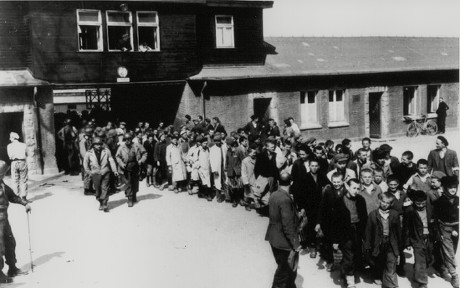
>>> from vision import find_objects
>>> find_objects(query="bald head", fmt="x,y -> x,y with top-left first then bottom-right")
279,172 -> 291,186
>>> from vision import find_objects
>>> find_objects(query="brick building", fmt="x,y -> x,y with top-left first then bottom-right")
184,37 -> 459,140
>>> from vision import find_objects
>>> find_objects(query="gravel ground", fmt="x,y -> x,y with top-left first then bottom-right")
3,131 -> 458,288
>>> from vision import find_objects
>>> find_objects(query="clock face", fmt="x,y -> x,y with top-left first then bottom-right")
117,66 -> 128,78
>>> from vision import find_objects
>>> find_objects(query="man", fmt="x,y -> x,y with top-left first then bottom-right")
0,161 -> 31,283
57,119 -> 79,175
154,134 -> 168,190
427,136 -> 459,177
116,133 -> 147,207
210,135 -> 226,202
7,132 -> 29,203
244,115 -> 262,137
436,97 -> 449,134
254,139 -> 279,207
347,148 -> 371,178
313,146 -> 330,176
327,153 -> 356,183
265,118 -> 281,139
166,135 -> 187,193
83,137 -> 118,212
241,145 -> 257,210
144,134 -> 157,187
79,127 -> 94,195
184,115 -> 194,131
116,122 -> 127,143
197,136 -> 212,200
394,151 -> 417,188
379,144 -> 400,176
362,137 -> 372,161
265,172 -> 301,288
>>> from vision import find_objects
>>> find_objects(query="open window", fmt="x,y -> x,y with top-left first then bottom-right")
106,11 -> 133,51
136,12 -> 160,52
77,10 -> 103,51
215,15 -> 234,48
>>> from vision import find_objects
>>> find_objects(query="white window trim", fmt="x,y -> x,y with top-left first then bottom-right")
106,10 -> 134,52
328,89 -> 348,124
215,15 -> 234,49
428,84 -> 441,114
404,86 -> 418,116
300,91 -> 321,130
76,9 -> 103,52
136,11 -> 160,52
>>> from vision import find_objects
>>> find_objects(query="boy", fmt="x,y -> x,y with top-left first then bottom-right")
373,168 -> 389,193
325,140 -> 335,161
362,137 -> 372,161
331,178 -> 367,288
403,190 -> 435,288
394,151 -> 417,187
359,168 -> 383,215
364,192 -> 401,287
404,159 -> 431,194
433,176 -> 459,288
387,175 -> 410,274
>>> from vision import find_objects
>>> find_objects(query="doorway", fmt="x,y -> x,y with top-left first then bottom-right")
0,112 -> 24,166
369,92 -> 382,138
253,98 -> 271,123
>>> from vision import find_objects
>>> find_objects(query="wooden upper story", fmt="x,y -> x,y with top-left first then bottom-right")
0,0 -> 273,83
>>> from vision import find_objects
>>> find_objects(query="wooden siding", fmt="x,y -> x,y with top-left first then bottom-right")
197,7 -> 266,65
0,2 -> 31,69
27,1 -> 201,83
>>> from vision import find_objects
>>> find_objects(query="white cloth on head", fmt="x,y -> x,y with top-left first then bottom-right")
10,132 -> 20,140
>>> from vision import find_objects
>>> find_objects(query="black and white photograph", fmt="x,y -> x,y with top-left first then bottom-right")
0,0 -> 459,287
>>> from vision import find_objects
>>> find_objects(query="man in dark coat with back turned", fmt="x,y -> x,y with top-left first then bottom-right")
0,161 -> 31,283
265,172 -> 301,288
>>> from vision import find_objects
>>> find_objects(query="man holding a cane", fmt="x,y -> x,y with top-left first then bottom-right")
0,160 -> 31,283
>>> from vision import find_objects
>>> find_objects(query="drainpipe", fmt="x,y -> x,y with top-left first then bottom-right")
201,81 -> 207,119
33,86 -> 44,174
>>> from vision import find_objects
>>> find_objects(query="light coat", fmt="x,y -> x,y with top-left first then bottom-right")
83,148 -> 117,175
210,145 -> 225,190
166,143 -> 187,182
197,147 -> 211,187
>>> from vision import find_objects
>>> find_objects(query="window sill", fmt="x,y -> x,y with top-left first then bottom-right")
328,121 -> 350,128
300,123 -> 322,130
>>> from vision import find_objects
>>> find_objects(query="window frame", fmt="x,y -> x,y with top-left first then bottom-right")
300,90 -> 321,129
215,15 -> 235,49
403,86 -> 418,116
106,10 -> 134,52
76,9 -> 103,52
328,89 -> 347,125
136,11 -> 160,52
427,84 -> 441,114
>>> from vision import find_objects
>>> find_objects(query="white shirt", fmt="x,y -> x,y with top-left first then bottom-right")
7,140 -> 27,160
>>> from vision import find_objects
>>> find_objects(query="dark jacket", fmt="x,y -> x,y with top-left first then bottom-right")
214,124 -> 226,135
154,141 -> 168,164
226,149 -> 244,177
317,185 -> 345,234
265,187 -> 300,251
244,121 -> 262,136
144,140 -> 157,164
403,206 -> 437,248
0,181 -> 28,210
254,150 -> 279,179
265,125 -> 280,138
330,194 -> 368,245
427,148 -> 459,177
364,209 -> 402,257
433,194 -> 459,233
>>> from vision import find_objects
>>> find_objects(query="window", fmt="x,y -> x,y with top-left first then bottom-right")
328,90 -> 346,122
403,86 -> 418,115
427,85 -> 440,113
137,12 -> 160,51
215,15 -> 234,48
300,91 -> 319,127
77,10 -> 103,51
107,11 -> 133,51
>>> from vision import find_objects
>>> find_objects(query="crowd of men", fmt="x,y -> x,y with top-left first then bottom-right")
56,112 -> 458,288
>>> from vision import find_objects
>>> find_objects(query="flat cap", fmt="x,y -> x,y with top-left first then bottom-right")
334,153 -> 349,162
431,171 -> 446,179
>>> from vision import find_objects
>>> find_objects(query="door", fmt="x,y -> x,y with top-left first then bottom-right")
0,112 -> 24,168
253,98 -> 271,123
369,92 -> 382,138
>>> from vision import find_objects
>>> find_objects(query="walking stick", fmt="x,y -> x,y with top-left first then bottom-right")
26,212 -> 34,272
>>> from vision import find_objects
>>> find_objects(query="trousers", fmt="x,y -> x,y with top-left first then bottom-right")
0,213 -> 16,270
372,239 -> 398,288
412,235 -> 432,285
271,246 -> 297,288
11,160 -> 28,198
439,224 -> 458,276
91,173 -> 110,201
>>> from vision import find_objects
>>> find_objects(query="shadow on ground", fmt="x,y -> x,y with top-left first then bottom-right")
28,192 -> 53,202
19,251 -> 65,271
109,193 -> 162,210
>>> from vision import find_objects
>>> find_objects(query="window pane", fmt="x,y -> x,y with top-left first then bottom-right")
216,27 -> 224,46
79,11 -> 99,22
329,102 -> 336,122
78,25 -> 99,50
108,12 -> 130,24
108,27 -> 131,50
307,91 -> 316,103
300,92 -> 306,104
138,26 -> 157,50
223,27 -> 233,46
336,90 -> 343,101
329,91 -> 334,102
216,16 -> 232,24
138,12 -> 157,24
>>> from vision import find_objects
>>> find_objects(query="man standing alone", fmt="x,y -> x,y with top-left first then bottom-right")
265,172 -> 301,288
7,132 -> 30,203
436,97 -> 449,134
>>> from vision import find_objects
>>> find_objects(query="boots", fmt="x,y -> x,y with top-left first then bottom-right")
7,266 -> 28,277
102,199 -> 109,212
132,193 -> 138,203
0,271 -> 12,283
127,197 -> 133,207
452,274 -> 459,288
98,200 -> 104,211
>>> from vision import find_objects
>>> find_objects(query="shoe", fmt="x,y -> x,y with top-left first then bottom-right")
239,199 -> 248,206
103,205 -> 109,212
7,266 -> 27,277
373,279 -> 382,285
232,202 -> 238,208
452,275 -> 459,288
99,204 -> 104,211
127,199 -> 133,207
146,183 -> 151,187
326,263 -> 333,272
225,199 -> 232,203
0,271 -> 13,283
206,195 -> 213,202
217,197 -> 223,203
245,205 -> 252,211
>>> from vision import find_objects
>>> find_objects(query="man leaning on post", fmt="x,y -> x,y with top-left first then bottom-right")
0,160 -> 31,283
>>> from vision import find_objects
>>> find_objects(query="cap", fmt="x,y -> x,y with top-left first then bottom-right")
250,115 -> 258,121
413,190 -> 427,202
334,153 -> 349,162
213,135 -> 221,141
431,171 -> 447,180
85,127 -> 94,136
9,132 -> 19,140
120,122 -> 126,126
92,137 -> 103,146
379,144 -> 393,152
437,136 -> 449,147
196,135 -> 205,143
441,176 -> 459,188
305,137 -> 316,145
